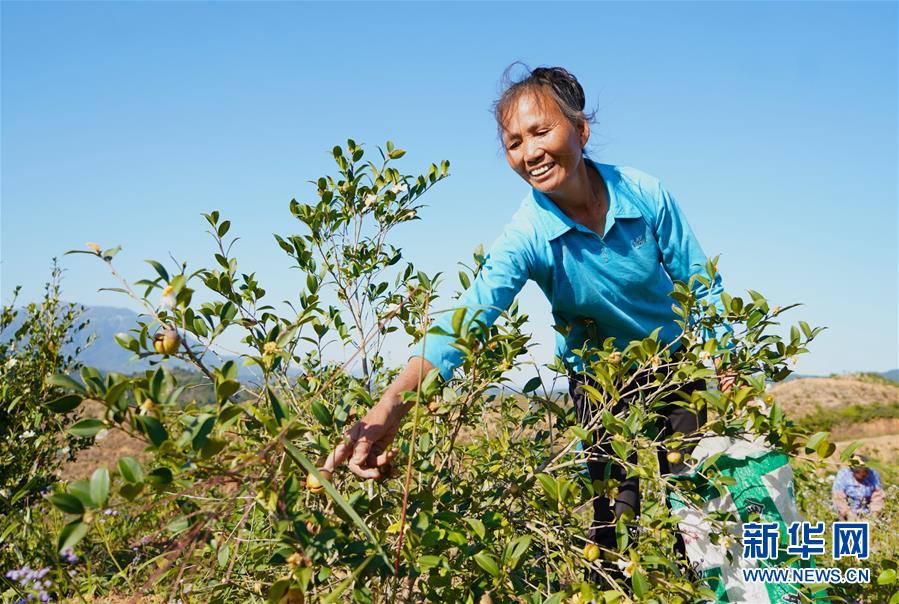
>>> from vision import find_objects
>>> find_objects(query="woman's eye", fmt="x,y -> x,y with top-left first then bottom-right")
507,141 -> 520,150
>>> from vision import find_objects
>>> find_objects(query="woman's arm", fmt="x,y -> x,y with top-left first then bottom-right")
324,356 -> 435,479
326,219 -> 535,479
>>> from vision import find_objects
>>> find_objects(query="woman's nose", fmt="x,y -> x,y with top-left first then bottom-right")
524,139 -> 543,162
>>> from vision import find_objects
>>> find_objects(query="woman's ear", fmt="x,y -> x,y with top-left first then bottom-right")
579,120 -> 590,149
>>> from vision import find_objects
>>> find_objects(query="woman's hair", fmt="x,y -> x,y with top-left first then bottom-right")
493,63 -> 596,140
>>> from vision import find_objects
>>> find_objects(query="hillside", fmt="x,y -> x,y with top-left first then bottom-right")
770,373 -> 899,418
771,373 -> 899,468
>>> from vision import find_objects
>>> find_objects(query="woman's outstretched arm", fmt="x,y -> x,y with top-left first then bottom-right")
324,356 -> 435,479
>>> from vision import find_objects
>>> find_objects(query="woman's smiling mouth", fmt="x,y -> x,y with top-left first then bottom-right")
529,162 -> 555,178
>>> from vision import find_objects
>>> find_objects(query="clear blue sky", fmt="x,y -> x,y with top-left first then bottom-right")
2,1 -> 896,377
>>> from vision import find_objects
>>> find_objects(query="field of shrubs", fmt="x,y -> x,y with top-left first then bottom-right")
2,142 -> 896,603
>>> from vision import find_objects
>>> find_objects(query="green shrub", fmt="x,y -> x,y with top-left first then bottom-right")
6,141 -> 872,603
1,263 -> 92,568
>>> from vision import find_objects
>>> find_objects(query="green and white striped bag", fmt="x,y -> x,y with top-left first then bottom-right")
670,436 -> 829,603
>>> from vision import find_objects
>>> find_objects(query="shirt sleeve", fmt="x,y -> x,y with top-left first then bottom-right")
412,223 -> 534,381
654,183 -> 730,343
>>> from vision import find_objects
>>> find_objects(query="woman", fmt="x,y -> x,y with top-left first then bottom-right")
325,65 -> 732,570
832,460 -> 885,520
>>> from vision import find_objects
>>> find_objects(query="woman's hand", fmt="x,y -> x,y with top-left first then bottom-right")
717,368 -> 737,393
713,357 -> 737,392
322,356 -> 434,480
323,400 -> 405,479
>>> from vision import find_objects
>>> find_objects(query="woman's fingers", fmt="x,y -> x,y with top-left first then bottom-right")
374,448 -> 396,467
347,437 -> 383,479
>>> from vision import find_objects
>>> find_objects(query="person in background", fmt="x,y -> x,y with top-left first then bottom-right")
832,457 -> 885,520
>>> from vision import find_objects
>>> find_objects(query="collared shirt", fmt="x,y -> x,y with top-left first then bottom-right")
833,468 -> 882,513
417,159 -> 724,381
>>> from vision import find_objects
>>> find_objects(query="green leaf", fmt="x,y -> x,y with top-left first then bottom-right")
216,379 -> 240,403
58,521 -> 89,552
47,373 -> 86,395
118,457 -> 144,484
136,415 -> 169,446
631,570 -> 650,598
505,535 -> 532,569
311,401 -> 333,427
145,259 -> 169,282
522,376 -> 542,394
268,387 -> 289,425
816,439 -> 836,459
840,441 -> 864,462
451,307 -> 466,335
46,394 -> 83,413
805,431 -> 828,454
283,442 -> 388,564
473,551 -> 501,577
67,480 -> 94,508
320,555 -> 376,604
119,482 -> 144,501
465,517 -> 486,540
877,568 -> 897,585
536,473 -> 557,502
267,579 -> 291,604
418,555 -> 442,570
114,332 -> 139,352
49,493 -> 85,515
67,418 -> 106,438
90,467 -> 110,508
147,467 -> 174,487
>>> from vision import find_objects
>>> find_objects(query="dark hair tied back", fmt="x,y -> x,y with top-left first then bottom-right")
493,63 -> 595,144
530,66 -> 587,113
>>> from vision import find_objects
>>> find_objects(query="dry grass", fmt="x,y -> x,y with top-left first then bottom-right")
770,374 -> 899,418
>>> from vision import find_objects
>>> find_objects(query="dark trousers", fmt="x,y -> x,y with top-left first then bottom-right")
568,373 -> 706,554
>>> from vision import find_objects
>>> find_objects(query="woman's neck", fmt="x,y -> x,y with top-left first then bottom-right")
548,158 -> 609,236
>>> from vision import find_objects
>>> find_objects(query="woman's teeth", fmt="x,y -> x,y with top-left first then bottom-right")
529,163 -> 554,177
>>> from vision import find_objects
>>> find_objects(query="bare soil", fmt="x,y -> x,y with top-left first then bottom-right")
60,400 -> 147,482
770,374 -> 899,418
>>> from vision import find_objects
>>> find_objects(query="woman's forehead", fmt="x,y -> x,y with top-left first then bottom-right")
499,90 -> 563,132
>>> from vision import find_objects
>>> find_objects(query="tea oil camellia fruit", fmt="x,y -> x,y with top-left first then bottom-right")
666,451 -> 683,465
306,469 -> 331,494
153,328 -> 181,355
306,474 -> 323,493
583,543 -> 600,562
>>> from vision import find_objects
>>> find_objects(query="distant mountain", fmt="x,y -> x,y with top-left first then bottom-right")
881,369 -> 899,383
2,304 -> 258,378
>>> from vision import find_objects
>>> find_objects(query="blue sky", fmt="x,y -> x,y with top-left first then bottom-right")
2,1 -> 896,377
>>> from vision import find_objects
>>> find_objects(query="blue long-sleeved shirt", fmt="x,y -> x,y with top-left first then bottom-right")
417,160 -> 724,381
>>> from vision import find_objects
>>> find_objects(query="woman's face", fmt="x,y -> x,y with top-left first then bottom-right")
500,90 -> 589,196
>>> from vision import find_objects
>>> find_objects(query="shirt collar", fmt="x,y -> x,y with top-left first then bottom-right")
529,159 -> 642,241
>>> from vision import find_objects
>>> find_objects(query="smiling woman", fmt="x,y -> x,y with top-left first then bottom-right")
325,63 -> 735,587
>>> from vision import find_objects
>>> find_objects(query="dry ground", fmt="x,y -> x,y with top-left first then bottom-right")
769,374 -> 899,417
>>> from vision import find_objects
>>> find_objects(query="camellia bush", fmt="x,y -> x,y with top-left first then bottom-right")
5,141 -> 894,603
0,264 -> 93,572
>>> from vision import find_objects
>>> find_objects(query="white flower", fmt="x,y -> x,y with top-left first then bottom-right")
615,558 -> 637,578
363,193 -> 377,207
160,285 -> 176,310
699,350 -> 712,362
390,182 -> 408,195
94,429 -> 110,442
20,430 -> 36,439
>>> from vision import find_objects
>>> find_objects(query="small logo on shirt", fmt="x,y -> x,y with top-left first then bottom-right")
631,234 -> 646,249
